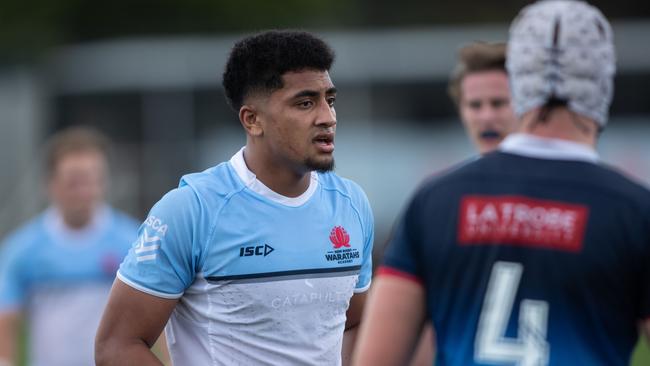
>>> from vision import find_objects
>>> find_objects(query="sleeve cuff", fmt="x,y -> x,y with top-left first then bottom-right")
117,271 -> 184,299
376,266 -> 423,286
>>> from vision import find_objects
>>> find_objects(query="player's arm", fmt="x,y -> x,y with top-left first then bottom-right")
409,324 -> 436,366
95,279 -> 178,366
0,310 -> 20,364
341,291 -> 366,365
352,274 -> 427,366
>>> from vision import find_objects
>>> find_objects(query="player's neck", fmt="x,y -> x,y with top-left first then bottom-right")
242,146 -> 311,198
60,210 -> 93,229
519,108 -> 598,148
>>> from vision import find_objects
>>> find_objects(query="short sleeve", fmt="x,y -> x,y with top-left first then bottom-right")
380,193 -> 424,284
117,186 -> 205,299
0,239 -> 29,310
355,190 -> 374,293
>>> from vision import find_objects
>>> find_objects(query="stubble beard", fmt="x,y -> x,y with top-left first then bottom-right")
305,156 -> 335,173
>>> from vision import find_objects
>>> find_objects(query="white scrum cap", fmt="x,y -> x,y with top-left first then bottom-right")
507,0 -> 616,127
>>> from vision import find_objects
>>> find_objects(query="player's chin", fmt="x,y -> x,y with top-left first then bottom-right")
305,155 -> 335,173
477,135 -> 503,152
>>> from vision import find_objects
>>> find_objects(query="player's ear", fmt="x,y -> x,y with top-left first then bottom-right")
239,104 -> 263,137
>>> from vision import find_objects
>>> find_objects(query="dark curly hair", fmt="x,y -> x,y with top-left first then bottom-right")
222,30 -> 335,111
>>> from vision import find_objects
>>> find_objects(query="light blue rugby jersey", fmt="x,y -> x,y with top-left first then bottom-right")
118,148 -> 374,366
0,206 -> 138,366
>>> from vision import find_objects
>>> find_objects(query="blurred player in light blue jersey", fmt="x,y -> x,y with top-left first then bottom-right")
96,30 -> 374,366
355,1 -> 650,366
0,127 -> 139,366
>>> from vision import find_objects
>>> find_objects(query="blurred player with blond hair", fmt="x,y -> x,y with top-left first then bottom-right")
448,41 -> 517,154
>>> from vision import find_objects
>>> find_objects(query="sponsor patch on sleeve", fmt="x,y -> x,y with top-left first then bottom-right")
133,215 -> 168,262
458,195 -> 589,252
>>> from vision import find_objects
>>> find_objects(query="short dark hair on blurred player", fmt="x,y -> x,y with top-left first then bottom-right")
222,30 -> 335,111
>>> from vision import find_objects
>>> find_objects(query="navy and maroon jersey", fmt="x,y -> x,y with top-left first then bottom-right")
381,134 -> 650,366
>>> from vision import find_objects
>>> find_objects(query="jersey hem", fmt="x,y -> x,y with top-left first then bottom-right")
377,266 -> 423,285
117,271 -> 184,299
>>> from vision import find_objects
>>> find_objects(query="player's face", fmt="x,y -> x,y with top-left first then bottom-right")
257,69 -> 337,173
459,70 -> 517,154
48,150 -> 107,227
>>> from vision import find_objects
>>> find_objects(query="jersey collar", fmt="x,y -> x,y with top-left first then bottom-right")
229,147 -> 318,207
499,133 -> 599,163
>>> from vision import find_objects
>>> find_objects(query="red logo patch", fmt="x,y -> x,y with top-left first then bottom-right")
458,195 -> 589,252
330,226 -> 351,249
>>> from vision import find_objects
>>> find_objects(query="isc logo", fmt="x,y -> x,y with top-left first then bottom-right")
239,244 -> 274,257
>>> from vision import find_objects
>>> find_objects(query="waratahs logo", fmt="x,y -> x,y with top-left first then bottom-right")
325,226 -> 359,264
329,226 -> 351,249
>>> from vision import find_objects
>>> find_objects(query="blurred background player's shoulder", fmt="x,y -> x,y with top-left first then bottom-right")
0,126 -> 139,366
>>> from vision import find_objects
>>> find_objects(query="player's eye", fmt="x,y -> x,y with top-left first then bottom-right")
297,100 -> 314,109
467,100 -> 482,110
326,96 -> 336,107
491,98 -> 509,109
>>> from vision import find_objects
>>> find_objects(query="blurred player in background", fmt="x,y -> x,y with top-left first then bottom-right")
95,30 -> 374,366
0,127 -> 139,366
410,41 -> 517,366
448,42 -> 517,154
354,1 -> 650,365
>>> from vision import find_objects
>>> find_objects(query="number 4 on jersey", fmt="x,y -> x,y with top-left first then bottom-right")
475,261 -> 550,366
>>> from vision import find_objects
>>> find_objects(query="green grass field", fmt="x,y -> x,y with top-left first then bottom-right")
631,337 -> 650,366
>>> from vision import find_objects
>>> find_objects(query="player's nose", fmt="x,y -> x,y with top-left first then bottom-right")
478,105 -> 500,123
316,101 -> 336,127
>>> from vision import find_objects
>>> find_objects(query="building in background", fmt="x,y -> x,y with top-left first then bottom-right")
2,23 -> 650,246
